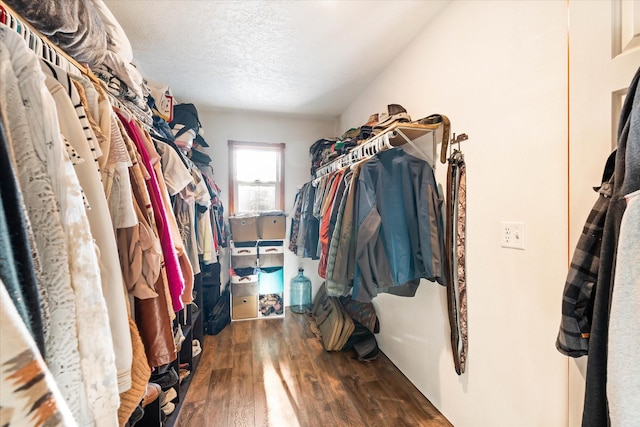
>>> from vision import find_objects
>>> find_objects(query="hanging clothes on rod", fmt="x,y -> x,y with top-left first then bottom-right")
1,3 -> 225,426
291,114 -> 461,302
312,114 -> 452,184
0,22 -> 121,425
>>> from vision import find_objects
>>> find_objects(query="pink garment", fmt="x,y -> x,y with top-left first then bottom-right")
116,112 -> 185,312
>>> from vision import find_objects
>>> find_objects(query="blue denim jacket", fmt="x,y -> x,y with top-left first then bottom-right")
353,148 -> 445,302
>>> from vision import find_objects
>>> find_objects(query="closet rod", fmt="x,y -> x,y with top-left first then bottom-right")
313,132 -> 393,182
0,1 -> 102,86
313,122 -> 450,182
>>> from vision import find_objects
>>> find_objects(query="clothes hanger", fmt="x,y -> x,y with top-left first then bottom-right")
447,133 -> 468,161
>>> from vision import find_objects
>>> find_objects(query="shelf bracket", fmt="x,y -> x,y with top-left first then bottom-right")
392,128 -> 435,166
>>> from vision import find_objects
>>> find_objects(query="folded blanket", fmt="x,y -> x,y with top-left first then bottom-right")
5,0 -> 107,66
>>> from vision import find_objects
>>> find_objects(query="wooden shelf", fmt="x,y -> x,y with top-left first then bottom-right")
313,121 -> 443,179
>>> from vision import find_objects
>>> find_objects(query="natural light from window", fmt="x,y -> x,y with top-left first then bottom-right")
236,150 -> 277,182
229,141 -> 284,214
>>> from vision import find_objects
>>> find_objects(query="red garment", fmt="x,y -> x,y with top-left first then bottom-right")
318,170 -> 344,278
117,112 -> 185,312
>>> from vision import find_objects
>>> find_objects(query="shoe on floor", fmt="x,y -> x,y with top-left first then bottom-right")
192,339 -> 202,357
161,400 -> 175,416
161,387 -> 177,406
141,382 -> 161,407
150,368 -> 179,390
174,324 -> 185,351
179,368 -> 190,384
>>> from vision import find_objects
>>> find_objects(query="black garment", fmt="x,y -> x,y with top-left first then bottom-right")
201,263 -> 221,325
304,185 -> 320,260
0,117 -> 45,356
557,151 -> 615,357
582,66 -> 640,427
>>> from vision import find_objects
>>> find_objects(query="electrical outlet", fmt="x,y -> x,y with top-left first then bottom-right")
501,222 -> 525,250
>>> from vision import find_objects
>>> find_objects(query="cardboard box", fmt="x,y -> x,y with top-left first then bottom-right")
258,213 -> 286,239
229,215 -> 259,242
232,295 -> 257,320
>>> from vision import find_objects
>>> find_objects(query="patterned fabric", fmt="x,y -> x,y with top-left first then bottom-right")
0,27 -> 92,425
445,150 -> 467,375
41,61 -> 103,169
288,184 -> 305,253
45,70 -> 127,413
0,281 -> 77,427
297,183 -> 313,258
556,151 -> 615,357
456,161 -> 467,372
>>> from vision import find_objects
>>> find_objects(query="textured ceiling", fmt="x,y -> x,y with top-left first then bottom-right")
104,0 -> 449,118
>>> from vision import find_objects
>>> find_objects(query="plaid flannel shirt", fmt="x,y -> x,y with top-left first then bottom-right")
556,151 -> 616,357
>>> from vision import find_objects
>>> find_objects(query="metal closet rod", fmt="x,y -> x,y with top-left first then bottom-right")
313,132 -> 393,181
314,121 -> 459,182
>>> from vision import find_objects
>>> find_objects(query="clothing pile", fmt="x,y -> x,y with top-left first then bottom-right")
259,293 -> 284,316
0,12 -> 225,427
290,146 -> 446,303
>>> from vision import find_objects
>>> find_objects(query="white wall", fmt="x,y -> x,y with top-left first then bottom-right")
339,1 -> 569,426
197,110 -> 336,301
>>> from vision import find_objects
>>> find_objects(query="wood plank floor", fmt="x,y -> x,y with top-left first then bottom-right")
176,312 -> 452,427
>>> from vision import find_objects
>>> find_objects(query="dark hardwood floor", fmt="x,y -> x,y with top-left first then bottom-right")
176,311 -> 452,427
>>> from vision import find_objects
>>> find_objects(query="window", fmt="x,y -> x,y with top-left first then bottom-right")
228,141 -> 285,214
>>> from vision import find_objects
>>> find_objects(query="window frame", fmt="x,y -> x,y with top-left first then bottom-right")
228,140 -> 285,214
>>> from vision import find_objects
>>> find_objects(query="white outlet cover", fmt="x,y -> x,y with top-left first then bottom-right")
500,221 -> 526,250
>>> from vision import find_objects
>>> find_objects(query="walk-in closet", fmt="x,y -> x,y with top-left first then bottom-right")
0,1 -> 638,427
